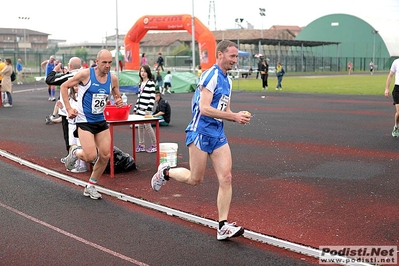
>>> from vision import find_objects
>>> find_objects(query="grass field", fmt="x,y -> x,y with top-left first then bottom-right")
232,73 -> 388,95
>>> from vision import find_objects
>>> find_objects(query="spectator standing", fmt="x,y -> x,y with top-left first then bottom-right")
384,58 -> 399,137
16,58 -> 23,85
151,40 -> 250,241
370,61 -> 374,75
153,92 -> 171,126
156,53 -> 164,71
61,50 -> 123,199
162,70 -> 172,94
0,58 -> 5,105
118,47 -> 124,71
347,61 -> 353,75
134,65 -> 157,153
41,55 -> 57,101
0,58 -> 13,107
260,59 -> 269,90
196,65 -> 202,84
275,62 -> 285,90
0,58 -> 5,90
256,57 -> 262,79
141,53 -> 148,66
155,69 -> 163,92
82,61 -> 89,68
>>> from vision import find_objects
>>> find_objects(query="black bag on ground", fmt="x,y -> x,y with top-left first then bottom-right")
104,146 -> 137,173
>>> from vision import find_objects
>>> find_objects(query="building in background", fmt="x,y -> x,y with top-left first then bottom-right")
296,14 -> 399,70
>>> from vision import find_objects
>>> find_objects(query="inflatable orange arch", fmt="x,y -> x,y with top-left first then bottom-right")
124,14 -> 216,71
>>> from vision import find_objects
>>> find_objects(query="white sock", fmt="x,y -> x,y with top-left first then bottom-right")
79,160 -> 86,168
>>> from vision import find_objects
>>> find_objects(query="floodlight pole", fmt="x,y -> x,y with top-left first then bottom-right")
115,0 -> 119,75
192,0 -> 196,74
372,29 -> 378,64
18,16 -> 30,66
235,18 -> 244,89
259,8 -> 265,54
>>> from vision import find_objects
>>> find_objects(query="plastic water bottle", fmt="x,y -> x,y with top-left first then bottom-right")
110,95 -> 115,105
122,93 -> 128,105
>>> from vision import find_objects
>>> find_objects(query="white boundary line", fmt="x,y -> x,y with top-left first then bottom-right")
0,149 -> 372,266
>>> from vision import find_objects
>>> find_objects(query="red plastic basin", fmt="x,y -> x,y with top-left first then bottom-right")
104,104 -> 132,121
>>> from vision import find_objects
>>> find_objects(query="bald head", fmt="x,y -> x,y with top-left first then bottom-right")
96,49 -> 113,74
68,57 -> 82,70
97,49 -> 112,59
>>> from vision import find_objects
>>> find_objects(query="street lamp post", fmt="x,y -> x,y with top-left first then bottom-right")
372,29 -> 378,65
235,18 -> 244,47
191,0 -> 196,74
259,8 -> 265,54
18,16 -> 30,66
235,18 -> 244,88
115,0 -> 119,75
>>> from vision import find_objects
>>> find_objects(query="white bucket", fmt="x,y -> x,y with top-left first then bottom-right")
160,143 -> 178,167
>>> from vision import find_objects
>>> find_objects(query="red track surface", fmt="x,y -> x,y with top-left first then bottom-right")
1,85 -> 398,260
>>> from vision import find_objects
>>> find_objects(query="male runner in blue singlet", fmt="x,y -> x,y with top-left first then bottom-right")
151,40 -> 252,240
61,49 -> 123,199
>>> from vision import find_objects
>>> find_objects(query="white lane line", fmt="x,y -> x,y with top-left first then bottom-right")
13,87 -> 46,93
0,149 -> 372,266
0,202 -> 149,266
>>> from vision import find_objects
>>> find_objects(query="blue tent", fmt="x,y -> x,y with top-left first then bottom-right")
238,50 -> 250,57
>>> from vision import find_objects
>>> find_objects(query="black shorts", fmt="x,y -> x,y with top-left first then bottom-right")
164,82 -> 171,89
392,85 -> 399,105
74,120 -> 109,138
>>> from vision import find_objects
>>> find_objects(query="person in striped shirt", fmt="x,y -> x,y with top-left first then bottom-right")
133,64 -> 157,153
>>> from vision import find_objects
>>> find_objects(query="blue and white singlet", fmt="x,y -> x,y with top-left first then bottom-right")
185,64 -> 232,137
76,68 -> 111,123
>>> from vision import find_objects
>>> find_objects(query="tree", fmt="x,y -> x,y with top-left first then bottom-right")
171,43 -> 192,56
75,47 -> 88,61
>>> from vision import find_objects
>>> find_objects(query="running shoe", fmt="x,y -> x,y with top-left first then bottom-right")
71,165 -> 88,173
146,144 -> 157,153
60,157 -> 66,164
392,126 -> 399,137
65,145 -> 80,171
151,162 -> 170,191
217,222 -> 245,241
45,115 -> 52,124
83,186 -> 102,199
136,144 -> 146,152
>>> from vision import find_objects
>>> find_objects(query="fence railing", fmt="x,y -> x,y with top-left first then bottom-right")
0,51 -> 393,76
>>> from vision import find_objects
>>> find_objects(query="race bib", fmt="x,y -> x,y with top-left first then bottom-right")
217,94 -> 229,111
92,94 -> 108,114
215,94 -> 229,121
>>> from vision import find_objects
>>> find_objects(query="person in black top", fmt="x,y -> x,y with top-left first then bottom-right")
156,53 -> 164,71
153,92 -> 171,126
260,59 -> 269,90
256,57 -> 263,79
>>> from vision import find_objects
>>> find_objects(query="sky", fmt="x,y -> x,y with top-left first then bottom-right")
3,0 -> 399,44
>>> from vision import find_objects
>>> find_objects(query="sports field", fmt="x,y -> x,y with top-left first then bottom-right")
232,73 -> 387,95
